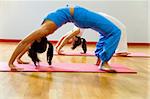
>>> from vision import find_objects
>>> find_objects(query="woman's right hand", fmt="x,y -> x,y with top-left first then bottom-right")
55,47 -> 65,55
17,59 -> 29,64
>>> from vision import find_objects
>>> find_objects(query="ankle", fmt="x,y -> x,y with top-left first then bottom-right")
100,61 -> 108,66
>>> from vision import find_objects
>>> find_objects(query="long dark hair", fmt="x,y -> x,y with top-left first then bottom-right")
71,36 -> 87,53
28,37 -> 53,67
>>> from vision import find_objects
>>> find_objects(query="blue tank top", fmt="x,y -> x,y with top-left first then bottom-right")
44,6 -> 120,34
44,6 -> 73,27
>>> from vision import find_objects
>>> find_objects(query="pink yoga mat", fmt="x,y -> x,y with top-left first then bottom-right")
125,52 -> 150,57
0,62 -> 136,73
55,51 -> 150,57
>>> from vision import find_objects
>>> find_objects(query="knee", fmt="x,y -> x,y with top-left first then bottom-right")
118,28 -> 121,34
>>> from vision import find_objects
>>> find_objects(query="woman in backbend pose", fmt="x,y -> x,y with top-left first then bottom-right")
55,12 -> 128,66
55,26 -> 87,54
9,6 -> 121,72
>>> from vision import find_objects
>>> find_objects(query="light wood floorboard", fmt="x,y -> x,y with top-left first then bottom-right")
0,42 -> 150,99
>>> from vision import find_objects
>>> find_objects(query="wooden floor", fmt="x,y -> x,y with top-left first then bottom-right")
0,42 -> 150,99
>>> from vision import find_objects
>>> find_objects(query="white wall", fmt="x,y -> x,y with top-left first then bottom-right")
0,0 -> 149,43
148,0 -> 150,42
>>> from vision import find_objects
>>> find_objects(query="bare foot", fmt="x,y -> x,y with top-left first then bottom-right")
115,52 -> 130,56
98,62 -> 116,73
17,59 -> 29,64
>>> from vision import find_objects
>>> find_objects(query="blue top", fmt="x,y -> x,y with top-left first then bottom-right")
44,6 -> 120,35
44,6 -> 73,27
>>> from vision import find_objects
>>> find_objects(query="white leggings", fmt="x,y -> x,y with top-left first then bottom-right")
73,12 -> 128,53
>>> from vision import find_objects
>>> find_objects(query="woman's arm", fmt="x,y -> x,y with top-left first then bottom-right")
55,29 -> 75,50
55,35 -> 67,50
56,28 -> 80,54
8,20 -> 57,70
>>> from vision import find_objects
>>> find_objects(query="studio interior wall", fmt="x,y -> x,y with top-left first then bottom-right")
0,0 -> 149,43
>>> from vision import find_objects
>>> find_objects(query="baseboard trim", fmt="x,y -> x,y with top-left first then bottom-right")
127,43 -> 150,46
0,39 -> 150,46
0,39 -> 21,42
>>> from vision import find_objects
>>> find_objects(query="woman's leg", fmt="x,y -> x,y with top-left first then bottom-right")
55,35 -> 67,49
95,29 -> 121,72
115,25 -> 129,56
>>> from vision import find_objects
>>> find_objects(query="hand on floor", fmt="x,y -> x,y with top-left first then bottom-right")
17,59 -> 29,64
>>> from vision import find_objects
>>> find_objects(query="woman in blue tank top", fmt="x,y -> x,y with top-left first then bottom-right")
9,6 -> 121,72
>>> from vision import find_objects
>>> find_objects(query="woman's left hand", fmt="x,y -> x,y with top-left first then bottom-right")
9,64 -> 24,71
